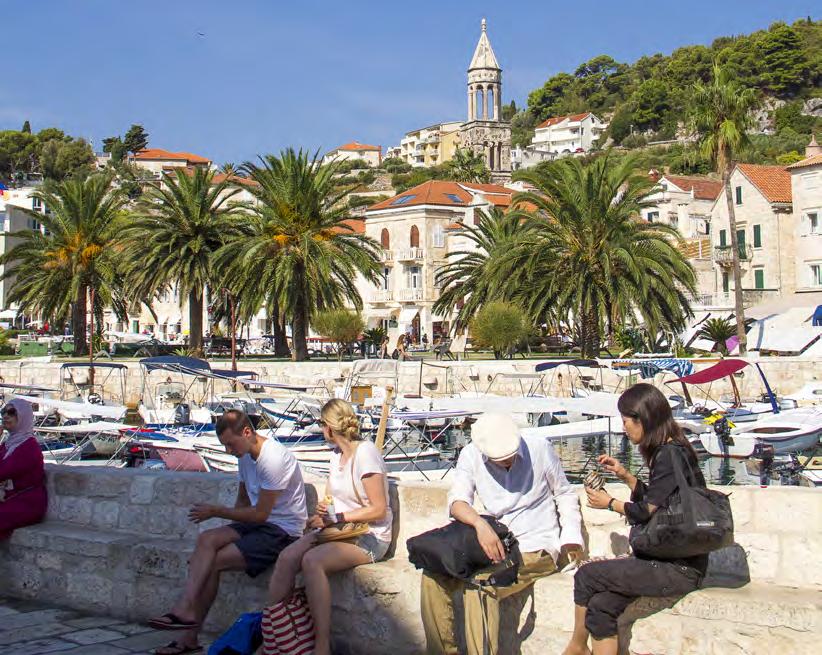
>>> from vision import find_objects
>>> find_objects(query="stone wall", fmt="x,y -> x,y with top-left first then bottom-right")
1,466 -> 820,654
2,356 -> 820,406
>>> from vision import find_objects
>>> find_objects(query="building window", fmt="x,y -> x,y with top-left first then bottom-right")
410,225 -> 420,248
722,271 -> 729,293
381,267 -> 390,291
735,186 -> 743,205
719,229 -> 727,247
753,224 -> 762,248
811,264 -> 822,288
736,229 -> 746,257
802,173 -> 820,190
32,197 -> 42,211
432,224 -> 444,248
408,266 -> 421,289
808,212 -> 819,234
380,228 -> 390,249
647,211 -> 659,223
754,268 -> 764,289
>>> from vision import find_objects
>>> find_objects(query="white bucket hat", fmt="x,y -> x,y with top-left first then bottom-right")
471,413 -> 521,461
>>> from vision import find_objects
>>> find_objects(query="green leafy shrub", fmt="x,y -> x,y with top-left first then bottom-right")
312,309 -> 365,360
469,302 -> 530,359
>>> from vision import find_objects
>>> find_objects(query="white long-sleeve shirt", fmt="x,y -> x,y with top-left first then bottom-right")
447,434 -> 583,559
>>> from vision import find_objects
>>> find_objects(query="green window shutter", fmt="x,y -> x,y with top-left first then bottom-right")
735,186 -> 743,204
719,229 -> 727,247
753,224 -> 761,248
754,269 -> 764,289
722,272 -> 729,292
736,229 -> 746,258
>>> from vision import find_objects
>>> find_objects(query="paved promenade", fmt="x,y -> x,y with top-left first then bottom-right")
0,597 -> 215,655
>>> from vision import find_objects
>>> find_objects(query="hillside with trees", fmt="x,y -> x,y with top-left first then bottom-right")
511,18 -> 821,167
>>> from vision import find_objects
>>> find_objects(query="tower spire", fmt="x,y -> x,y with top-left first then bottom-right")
469,18 -> 500,71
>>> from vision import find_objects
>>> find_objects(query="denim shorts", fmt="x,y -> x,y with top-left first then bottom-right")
355,532 -> 391,563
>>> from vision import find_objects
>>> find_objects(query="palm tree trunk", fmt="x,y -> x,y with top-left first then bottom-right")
270,298 -> 291,358
723,164 -> 747,354
189,289 -> 204,356
580,306 -> 600,359
292,305 -> 309,361
72,288 -> 87,356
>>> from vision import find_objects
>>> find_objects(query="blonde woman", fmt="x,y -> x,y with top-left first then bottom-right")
268,399 -> 392,655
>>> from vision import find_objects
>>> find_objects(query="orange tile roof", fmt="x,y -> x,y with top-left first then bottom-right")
786,154 -> 822,170
335,218 -> 365,234
212,173 -> 259,187
736,163 -> 792,204
132,148 -> 211,164
536,112 -> 591,129
336,142 -> 381,152
662,175 -> 722,201
366,180 -> 513,211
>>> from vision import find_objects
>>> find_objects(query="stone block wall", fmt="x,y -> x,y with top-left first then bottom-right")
1,357 -> 820,406
1,466 -> 821,654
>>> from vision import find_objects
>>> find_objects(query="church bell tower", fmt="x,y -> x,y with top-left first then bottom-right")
460,19 -> 512,182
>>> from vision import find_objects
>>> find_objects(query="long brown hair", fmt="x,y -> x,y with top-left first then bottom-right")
617,383 -> 697,465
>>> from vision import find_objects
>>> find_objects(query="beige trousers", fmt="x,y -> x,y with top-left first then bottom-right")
420,550 -> 558,655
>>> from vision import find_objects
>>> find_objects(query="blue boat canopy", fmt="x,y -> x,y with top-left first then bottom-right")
535,359 -> 599,372
139,355 -> 211,373
210,369 -> 258,380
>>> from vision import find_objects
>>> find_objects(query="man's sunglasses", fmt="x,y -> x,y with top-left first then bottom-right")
2,406 -> 17,417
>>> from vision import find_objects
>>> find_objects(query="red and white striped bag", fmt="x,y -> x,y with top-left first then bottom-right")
261,589 -> 315,655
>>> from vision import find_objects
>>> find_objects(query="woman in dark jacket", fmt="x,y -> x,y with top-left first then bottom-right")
563,383 -> 707,655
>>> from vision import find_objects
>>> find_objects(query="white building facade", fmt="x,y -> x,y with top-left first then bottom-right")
531,112 -> 607,155
323,142 -> 382,168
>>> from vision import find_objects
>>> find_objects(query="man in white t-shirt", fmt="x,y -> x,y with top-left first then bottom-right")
149,410 -> 307,655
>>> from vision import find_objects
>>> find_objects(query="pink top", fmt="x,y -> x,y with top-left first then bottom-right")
0,438 -> 47,537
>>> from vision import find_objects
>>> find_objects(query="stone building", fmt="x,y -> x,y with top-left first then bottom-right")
786,138 -> 822,294
459,19 -> 512,183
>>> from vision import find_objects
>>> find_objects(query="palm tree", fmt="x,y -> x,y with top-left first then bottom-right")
216,149 -> 381,361
219,162 -> 240,177
433,207 -> 535,333
120,167 -> 243,354
446,148 -> 491,183
512,153 -> 697,358
0,174 -> 128,356
697,317 -> 737,355
690,62 -> 758,354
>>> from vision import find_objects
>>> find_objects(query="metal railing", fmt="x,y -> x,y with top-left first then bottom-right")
396,248 -> 424,261
713,244 -> 753,265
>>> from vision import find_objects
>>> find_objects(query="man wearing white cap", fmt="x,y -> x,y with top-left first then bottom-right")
420,413 -> 583,655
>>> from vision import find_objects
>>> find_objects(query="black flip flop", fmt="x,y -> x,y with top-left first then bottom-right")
152,640 -> 203,655
148,613 -> 201,630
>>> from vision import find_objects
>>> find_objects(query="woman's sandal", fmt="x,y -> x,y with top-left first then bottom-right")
152,641 -> 203,655
148,613 -> 201,630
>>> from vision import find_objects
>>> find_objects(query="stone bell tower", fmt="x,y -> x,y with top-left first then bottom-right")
460,18 -> 512,182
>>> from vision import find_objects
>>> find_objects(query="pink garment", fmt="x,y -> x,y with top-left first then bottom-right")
0,438 -> 47,539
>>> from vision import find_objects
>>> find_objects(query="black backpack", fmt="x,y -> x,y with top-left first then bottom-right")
406,516 -> 522,586
630,448 -> 734,559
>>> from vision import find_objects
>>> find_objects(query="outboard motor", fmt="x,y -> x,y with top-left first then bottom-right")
712,415 -> 734,449
173,403 -> 191,426
753,443 -> 775,485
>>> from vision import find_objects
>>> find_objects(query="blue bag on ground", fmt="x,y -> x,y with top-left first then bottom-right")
208,612 -> 263,655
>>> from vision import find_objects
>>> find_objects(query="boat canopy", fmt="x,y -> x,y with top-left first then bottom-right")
209,369 -> 258,380
139,355 -> 211,374
534,359 -> 598,372
672,359 -> 748,385
60,362 -> 128,370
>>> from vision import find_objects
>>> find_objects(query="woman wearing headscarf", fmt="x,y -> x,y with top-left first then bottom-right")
0,398 -> 47,539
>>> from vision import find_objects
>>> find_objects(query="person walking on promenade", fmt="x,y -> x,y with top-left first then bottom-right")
267,398 -> 392,655
0,399 -> 47,540
148,409 -> 307,655
421,413 -> 583,655
562,383 -> 708,655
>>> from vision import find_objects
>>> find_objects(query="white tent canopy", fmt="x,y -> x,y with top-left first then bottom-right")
0,309 -> 18,319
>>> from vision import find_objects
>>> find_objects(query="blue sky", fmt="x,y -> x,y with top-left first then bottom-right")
3,1 -> 817,165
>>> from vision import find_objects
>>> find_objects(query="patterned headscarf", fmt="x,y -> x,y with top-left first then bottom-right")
2,398 -> 36,459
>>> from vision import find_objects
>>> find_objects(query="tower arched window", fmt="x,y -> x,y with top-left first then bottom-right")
410,225 -> 420,248
380,228 -> 390,249
475,88 -> 485,120
486,87 -> 495,120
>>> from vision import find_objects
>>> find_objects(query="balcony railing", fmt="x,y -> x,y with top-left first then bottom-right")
396,248 -> 424,261
691,288 -> 780,309
370,290 -> 394,303
713,244 -> 753,265
379,250 -> 393,263
397,288 -> 423,302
